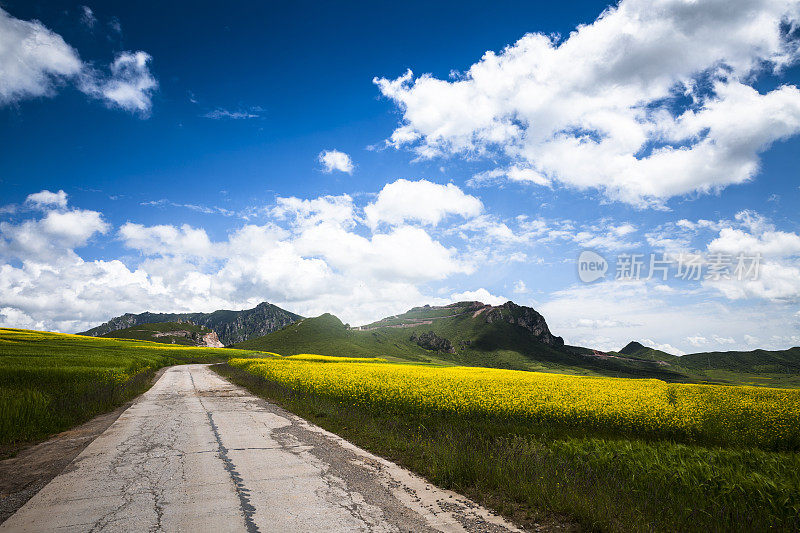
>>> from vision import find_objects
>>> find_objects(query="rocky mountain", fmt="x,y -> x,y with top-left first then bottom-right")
99,322 -> 225,347
79,302 -> 302,346
479,301 -> 564,346
410,331 -> 455,353
358,300 -> 564,347
232,300 -> 593,373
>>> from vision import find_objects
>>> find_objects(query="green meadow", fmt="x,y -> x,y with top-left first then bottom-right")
0,328 -> 259,450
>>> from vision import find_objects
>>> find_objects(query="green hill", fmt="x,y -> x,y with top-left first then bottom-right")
79,302 -> 302,346
233,301 -> 690,380
612,340 -> 800,388
98,322 -> 223,347
675,347 -> 800,388
613,341 -> 680,362
233,313 -> 433,361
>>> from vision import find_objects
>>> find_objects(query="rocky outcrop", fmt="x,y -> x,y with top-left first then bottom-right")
201,331 -> 224,348
149,327 -> 224,347
410,331 -> 456,353
79,302 -> 302,346
483,301 -> 564,347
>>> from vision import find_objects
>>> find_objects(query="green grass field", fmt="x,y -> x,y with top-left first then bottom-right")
0,328 -> 262,450
219,356 -> 800,532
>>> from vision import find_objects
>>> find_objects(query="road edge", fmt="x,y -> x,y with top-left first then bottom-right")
0,366 -> 171,524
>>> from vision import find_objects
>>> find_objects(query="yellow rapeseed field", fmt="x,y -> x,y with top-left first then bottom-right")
229,356 -> 800,449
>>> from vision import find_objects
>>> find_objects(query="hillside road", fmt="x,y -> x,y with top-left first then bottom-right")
1,364 -> 521,532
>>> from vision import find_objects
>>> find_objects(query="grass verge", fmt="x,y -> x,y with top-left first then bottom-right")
215,362 -> 800,532
0,328 -> 263,452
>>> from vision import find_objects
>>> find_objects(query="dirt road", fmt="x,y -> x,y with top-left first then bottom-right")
1,364 -> 522,532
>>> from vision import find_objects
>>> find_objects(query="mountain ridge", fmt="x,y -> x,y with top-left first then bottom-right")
79,302 -> 302,346
233,300 -> 690,380
98,322 -> 225,347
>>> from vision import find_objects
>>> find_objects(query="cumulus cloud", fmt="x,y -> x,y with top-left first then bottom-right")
81,51 -> 158,114
0,181 -> 478,331
638,210 -> 800,302
2,185 -> 796,348
640,339 -> 686,356
120,223 -> 216,258
708,211 -> 800,257
375,0 -> 800,207
0,8 -> 157,114
0,194 -> 109,263
573,222 -> 638,251
364,179 -> 483,228
540,280 -> 798,353
0,8 -> 83,104
273,194 -> 357,229
696,211 -> 800,301
450,288 -> 507,306
456,215 -> 639,253
25,190 -> 68,209
318,150 -> 354,174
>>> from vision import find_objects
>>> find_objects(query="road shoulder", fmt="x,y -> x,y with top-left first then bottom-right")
0,367 -> 169,524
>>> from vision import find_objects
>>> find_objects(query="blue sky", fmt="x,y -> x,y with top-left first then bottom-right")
1,0 -> 799,354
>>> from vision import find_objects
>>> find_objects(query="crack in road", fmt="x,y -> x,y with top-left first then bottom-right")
189,371 -> 260,533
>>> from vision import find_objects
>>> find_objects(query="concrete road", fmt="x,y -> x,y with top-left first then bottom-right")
1,365 -> 522,533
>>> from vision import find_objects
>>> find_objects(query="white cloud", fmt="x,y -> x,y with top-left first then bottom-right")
639,211 -> 800,302
454,215 -> 640,257
573,222 -> 638,251
709,261 -> 800,301
540,280 -> 799,353
375,0 -> 800,207
120,223 -> 216,257
640,339 -> 686,356
712,335 -> 736,345
0,8 -> 83,104
80,6 -> 96,28
513,280 -> 528,294
450,288 -> 507,306
25,190 -> 68,209
456,215 -> 526,245
0,205 -> 109,263
318,150 -> 354,174
203,106 -> 263,120
82,51 -> 157,114
708,212 -> 800,257
700,211 -> 800,301
2,186 -> 797,348
687,335 -> 708,347
364,179 -> 483,228
0,8 -> 158,114
272,194 -> 357,229
0,183 -> 477,331
141,199 -> 236,217
744,334 -> 760,345
468,166 -> 551,188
